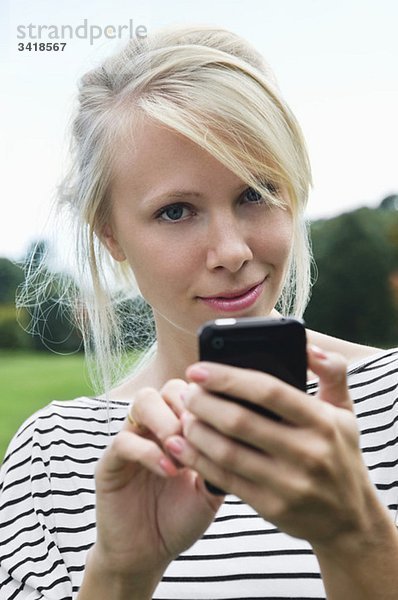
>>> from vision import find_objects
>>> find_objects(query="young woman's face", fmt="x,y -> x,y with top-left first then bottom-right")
104,118 -> 293,339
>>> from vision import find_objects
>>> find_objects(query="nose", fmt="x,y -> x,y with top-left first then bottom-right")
205,214 -> 253,273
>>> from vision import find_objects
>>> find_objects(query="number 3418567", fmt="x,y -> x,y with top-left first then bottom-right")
18,42 -> 67,51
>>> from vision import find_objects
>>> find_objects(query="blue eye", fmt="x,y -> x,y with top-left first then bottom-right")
157,203 -> 191,222
244,187 -> 263,203
243,182 -> 279,204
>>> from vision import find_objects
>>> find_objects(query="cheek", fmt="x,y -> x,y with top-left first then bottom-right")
254,213 -> 293,264
124,231 -> 199,294
279,224 -> 294,261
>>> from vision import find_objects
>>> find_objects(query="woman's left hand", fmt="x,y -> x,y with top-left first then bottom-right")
164,346 -> 381,550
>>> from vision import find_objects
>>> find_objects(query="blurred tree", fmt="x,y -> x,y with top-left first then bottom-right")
0,258 -> 24,303
379,194 -> 398,211
0,258 -> 31,347
0,304 -> 31,349
21,240 -> 83,353
305,208 -> 397,347
0,239 -> 154,353
24,239 -> 48,271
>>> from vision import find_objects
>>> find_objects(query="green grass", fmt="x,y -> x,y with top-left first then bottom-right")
0,350 -> 94,461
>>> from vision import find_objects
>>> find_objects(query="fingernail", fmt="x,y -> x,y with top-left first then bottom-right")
310,344 -> 327,359
165,436 -> 185,456
181,391 -> 191,408
186,363 -> 209,381
181,383 -> 196,407
180,411 -> 193,434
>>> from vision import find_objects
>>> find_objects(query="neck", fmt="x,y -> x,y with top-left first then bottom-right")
111,320 -> 199,399
151,325 -> 199,388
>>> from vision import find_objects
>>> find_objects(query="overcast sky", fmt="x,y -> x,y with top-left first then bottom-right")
1,0 -> 397,260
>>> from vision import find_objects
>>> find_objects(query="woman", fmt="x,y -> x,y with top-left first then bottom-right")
1,24 -> 398,600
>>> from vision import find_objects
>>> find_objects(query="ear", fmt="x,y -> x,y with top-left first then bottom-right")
101,224 -> 126,262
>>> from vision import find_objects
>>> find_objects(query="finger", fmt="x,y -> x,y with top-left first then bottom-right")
128,386 -> 183,441
307,345 -> 353,411
185,363 -> 318,426
165,416 -> 281,497
181,384 -> 308,457
180,412 -> 277,483
126,406 -> 150,435
165,425 -> 244,496
160,378 -> 189,418
98,429 -> 178,484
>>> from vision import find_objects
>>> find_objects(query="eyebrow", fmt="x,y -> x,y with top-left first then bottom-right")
146,185 -> 248,205
151,191 -> 203,202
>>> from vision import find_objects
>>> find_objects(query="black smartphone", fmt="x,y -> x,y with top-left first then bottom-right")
198,316 -> 307,494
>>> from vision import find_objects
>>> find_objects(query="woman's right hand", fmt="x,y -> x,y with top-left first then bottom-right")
86,379 -> 223,592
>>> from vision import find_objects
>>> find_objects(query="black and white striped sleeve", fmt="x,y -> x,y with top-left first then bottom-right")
0,411 -> 73,600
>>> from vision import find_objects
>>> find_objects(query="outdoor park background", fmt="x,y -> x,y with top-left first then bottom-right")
1,194 -> 398,459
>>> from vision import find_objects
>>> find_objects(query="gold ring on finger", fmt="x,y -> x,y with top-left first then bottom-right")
127,407 -> 148,433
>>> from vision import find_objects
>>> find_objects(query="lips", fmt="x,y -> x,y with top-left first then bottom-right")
198,278 -> 267,312
203,282 -> 262,299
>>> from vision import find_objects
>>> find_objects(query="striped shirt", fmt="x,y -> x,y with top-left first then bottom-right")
1,348 -> 398,599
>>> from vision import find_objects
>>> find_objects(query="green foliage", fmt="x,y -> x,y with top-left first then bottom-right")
23,240 -> 83,352
0,257 -> 33,348
0,305 -> 31,349
379,194 -> 398,211
28,296 -> 84,353
0,258 -> 24,303
305,207 -> 398,347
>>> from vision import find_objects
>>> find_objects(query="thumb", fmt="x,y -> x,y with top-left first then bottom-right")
308,345 -> 353,412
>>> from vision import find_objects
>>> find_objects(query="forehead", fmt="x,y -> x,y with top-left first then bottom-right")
109,118 -> 244,202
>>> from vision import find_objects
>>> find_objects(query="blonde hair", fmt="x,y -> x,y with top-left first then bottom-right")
18,24 -> 313,393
